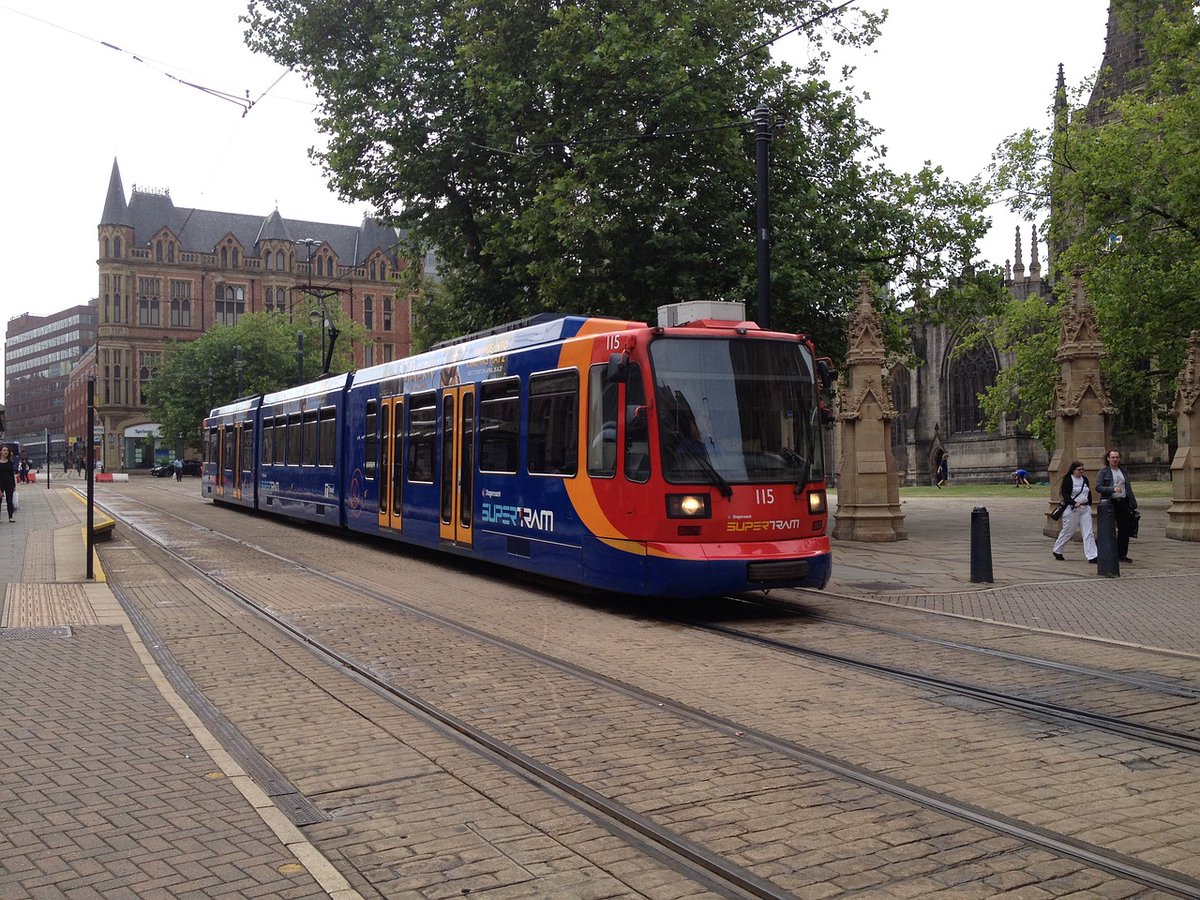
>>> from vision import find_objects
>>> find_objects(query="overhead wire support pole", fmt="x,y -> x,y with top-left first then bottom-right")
754,102 -> 773,330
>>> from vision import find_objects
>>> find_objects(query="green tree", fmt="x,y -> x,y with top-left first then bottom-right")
990,1 -> 1200,441
245,0 -> 993,361
145,310 -> 362,451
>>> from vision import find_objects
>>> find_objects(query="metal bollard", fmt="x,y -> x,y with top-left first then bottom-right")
1095,499 -> 1120,577
970,506 -> 993,583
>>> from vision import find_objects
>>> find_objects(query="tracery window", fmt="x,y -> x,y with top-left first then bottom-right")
948,340 -> 997,434
890,364 -> 910,447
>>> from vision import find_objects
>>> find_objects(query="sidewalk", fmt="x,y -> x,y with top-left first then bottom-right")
0,484 -> 358,899
2,483 -> 1198,897
825,489 -> 1200,655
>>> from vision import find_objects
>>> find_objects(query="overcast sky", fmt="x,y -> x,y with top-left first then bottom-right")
0,0 -> 1109,404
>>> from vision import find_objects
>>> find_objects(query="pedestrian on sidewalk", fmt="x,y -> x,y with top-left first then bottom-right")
63,456 -> 71,478
1096,448 -> 1138,564
0,445 -> 17,522
174,457 -> 184,482
75,456 -> 84,477
936,453 -> 949,488
1052,461 -> 1097,562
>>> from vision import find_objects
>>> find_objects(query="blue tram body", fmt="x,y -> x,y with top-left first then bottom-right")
203,314 -> 833,599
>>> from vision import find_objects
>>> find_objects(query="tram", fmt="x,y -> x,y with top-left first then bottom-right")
202,310 -> 833,599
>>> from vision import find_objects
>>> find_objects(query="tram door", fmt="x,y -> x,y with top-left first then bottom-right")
377,396 -> 404,531
438,386 -> 475,548
214,425 -> 226,498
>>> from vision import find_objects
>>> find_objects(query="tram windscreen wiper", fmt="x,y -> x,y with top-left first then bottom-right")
680,445 -> 733,499
779,447 -> 811,495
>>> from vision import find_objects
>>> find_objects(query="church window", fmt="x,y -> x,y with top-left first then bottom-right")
890,365 -> 910,446
232,248 -> 239,267
220,247 -> 228,268
167,242 -> 175,263
369,262 -> 376,281
364,296 -> 373,330
383,298 -> 392,331
948,341 -> 997,434
113,237 -> 122,257
103,237 -> 110,257
156,240 -> 163,262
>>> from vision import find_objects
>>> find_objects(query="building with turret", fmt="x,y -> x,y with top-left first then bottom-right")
92,159 -> 409,472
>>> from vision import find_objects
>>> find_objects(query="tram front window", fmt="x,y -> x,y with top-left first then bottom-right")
650,338 -> 824,485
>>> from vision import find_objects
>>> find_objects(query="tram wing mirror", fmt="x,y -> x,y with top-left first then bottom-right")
626,404 -> 648,437
606,351 -> 630,383
816,357 -> 836,392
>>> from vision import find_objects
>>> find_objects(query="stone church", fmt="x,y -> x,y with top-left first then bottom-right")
887,2 -> 1171,486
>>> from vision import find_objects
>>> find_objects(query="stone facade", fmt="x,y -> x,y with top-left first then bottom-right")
91,159 -> 409,472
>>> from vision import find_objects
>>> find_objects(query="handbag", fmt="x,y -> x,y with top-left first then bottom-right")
1130,509 -> 1141,539
11,490 -> 19,511
1050,499 -> 1068,521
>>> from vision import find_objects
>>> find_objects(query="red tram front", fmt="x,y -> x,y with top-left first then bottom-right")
563,317 -> 832,597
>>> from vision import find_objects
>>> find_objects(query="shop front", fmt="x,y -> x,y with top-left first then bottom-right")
124,423 -> 169,471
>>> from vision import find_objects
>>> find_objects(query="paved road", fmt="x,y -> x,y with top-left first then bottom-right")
2,478 -> 1198,898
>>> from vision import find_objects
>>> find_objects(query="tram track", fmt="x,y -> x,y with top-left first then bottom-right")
690,617 -> 1200,756
93,487 -> 1200,897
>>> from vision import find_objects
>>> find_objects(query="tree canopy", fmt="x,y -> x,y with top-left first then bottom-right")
989,0 -> 1200,443
146,310 -> 362,451
245,0 -> 994,360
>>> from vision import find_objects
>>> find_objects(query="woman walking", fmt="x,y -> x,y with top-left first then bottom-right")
0,445 -> 17,522
1052,460 -> 1097,563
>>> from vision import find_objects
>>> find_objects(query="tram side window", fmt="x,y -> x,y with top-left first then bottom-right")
625,363 -> 651,483
528,369 -> 579,477
364,400 -> 377,479
318,407 -> 336,467
222,428 -> 235,472
239,423 -> 252,473
286,414 -> 302,465
275,415 -> 289,465
303,411 -> 319,466
478,378 -> 519,474
262,416 -> 275,466
587,365 -> 618,477
207,427 -> 218,467
407,392 -> 437,483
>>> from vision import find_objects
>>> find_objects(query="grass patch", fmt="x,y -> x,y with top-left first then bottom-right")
830,481 -> 1174,500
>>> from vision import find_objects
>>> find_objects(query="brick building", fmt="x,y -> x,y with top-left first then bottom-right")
94,159 -> 409,472
3,303 -> 98,469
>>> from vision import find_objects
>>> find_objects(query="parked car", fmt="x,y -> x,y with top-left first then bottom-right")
150,459 -> 203,478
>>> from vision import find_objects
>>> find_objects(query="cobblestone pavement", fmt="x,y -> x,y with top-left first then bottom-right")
0,484 -> 354,899
2,478 -> 1198,898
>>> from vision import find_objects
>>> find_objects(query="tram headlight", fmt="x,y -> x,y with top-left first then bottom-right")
666,494 -> 711,518
808,489 -> 827,515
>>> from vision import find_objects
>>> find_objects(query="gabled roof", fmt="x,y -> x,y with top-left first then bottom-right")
101,160 -> 399,266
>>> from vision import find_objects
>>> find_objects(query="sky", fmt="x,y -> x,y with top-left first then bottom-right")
0,0 -> 1110,404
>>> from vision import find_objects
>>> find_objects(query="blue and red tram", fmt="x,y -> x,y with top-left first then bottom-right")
202,313 -> 832,598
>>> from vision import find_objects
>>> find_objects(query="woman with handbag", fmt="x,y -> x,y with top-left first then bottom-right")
1052,460 -> 1097,562
0,445 -> 17,522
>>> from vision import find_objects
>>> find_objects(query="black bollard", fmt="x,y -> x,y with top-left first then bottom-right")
970,506 -> 993,583
1095,499 -> 1120,577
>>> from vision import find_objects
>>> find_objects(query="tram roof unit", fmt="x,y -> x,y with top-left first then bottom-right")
207,394 -> 262,418
352,313 -> 643,389
258,372 -> 352,407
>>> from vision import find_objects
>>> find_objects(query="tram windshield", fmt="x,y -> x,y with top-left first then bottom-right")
649,337 -> 824,486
